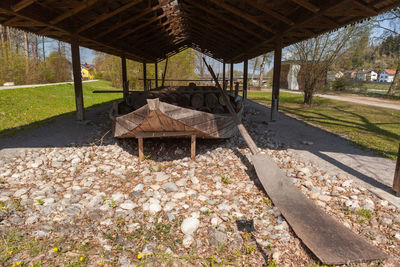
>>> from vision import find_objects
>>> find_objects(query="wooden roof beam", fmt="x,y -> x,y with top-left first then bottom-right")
184,0 -> 268,41
289,0 -> 320,13
12,0 -> 36,12
207,0 -> 275,34
75,0 -> 144,34
247,0 -> 295,25
50,0 -> 100,25
351,0 -> 378,16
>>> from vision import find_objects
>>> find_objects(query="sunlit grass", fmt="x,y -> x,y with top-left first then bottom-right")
248,91 -> 400,160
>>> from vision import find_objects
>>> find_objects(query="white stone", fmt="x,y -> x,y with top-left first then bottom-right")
173,192 -> 186,199
181,217 -> 200,235
163,202 -> 176,212
149,203 -> 162,214
14,188 -> 29,198
155,172 -> 169,182
133,184 -> 144,192
190,177 -> 199,184
120,201 -> 137,210
342,180 -> 353,187
182,235 -> 194,248
111,193 -> 125,203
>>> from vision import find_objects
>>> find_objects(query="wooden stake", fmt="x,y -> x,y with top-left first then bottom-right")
230,62 -> 234,93
243,59 -> 248,100
71,40 -> 84,121
162,58 -> 168,87
393,143 -> 400,195
121,56 -> 128,101
138,137 -> 144,161
271,37 -> 282,121
222,61 -> 226,90
155,62 -> 158,88
191,134 -> 196,160
143,62 -> 147,91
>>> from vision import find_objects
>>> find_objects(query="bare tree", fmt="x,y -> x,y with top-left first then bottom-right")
375,9 -> 400,95
250,56 -> 259,82
288,24 -> 369,104
258,53 -> 273,87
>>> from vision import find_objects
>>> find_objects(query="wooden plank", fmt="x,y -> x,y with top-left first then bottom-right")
50,0 -> 99,25
136,131 -> 196,138
393,143 -> 400,194
208,0 -> 275,34
253,154 -> 388,265
289,0 -> 320,12
12,0 -> 36,12
271,37 -> 282,121
191,134 -> 196,160
162,58 -> 168,87
222,62 -> 226,91
71,40 -> 84,121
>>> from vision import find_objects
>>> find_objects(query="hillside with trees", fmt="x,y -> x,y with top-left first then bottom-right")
0,25 -> 71,85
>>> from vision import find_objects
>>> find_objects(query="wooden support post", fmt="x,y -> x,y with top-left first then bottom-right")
143,62 -> 147,91
191,134 -> 196,160
271,37 -> 282,121
393,143 -> 400,195
222,61 -> 226,91
138,138 -> 144,161
121,56 -> 128,102
155,62 -> 158,89
243,59 -> 248,100
230,62 -> 234,93
162,58 -> 168,87
71,40 -> 85,121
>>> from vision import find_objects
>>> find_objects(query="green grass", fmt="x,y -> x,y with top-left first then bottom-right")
248,91 -> 400,160
0,80 -> 122,136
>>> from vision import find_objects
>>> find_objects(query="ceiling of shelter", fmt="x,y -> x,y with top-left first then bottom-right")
0,0 -> 399,63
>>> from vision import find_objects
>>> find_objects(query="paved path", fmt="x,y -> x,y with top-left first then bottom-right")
0,80 -> 99,91
247,99 -> 400,208
284,90 -> 400,111
251,89 -> 400,111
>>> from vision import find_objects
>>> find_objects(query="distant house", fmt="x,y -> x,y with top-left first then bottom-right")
345,70 -> 357,79
327,71 -> 344,81
379,69 -> 396,83
81,63 -> 96,80
355,70 -> 378,81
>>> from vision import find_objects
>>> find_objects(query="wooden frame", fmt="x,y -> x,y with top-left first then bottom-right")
136,132 -> 197,161
393,143 -> 400,195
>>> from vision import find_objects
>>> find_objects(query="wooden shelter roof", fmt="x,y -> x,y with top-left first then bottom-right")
0,0 -> 399,63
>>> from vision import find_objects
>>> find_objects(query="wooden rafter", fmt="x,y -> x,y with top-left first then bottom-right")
76,0 -> 144,34
207,0 -> 275,34
247,0 -> 294,25
289,0 -> 320,13
50,0 -> 100,25
12,0 -> 36,12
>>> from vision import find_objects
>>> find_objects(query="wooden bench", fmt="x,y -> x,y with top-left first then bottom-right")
136,131 -> 196,161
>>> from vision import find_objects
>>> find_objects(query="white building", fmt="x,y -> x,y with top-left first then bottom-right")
355,70 -> 378,81
379,69 -> 396,83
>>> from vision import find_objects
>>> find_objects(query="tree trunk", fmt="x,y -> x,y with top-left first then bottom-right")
251,56 -> 259,82
42,36 -> 45,62
387,58 -> 400,95
259,54 -> 267,87
24,32 -> 29,74
303,89 -> 313,105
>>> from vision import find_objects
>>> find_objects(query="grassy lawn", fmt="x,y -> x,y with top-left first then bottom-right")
0,80 -> 122,136
248,91 -> 400,160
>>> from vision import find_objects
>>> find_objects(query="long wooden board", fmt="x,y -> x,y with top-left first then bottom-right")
252,153 -> 388,265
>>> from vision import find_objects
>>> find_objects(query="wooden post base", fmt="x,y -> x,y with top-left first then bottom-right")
136,131 -> 196,161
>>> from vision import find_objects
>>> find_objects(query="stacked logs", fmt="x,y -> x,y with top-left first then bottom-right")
128,83 -> 242,114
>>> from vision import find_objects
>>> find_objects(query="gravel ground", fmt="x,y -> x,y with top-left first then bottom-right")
0,106 -> 399,266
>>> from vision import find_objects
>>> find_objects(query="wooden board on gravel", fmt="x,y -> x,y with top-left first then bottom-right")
252,153 -> 389,265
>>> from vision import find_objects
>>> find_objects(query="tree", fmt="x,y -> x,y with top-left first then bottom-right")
258,53 -> 273,87
375,8 -> 400,95
288,24 -> 369,104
